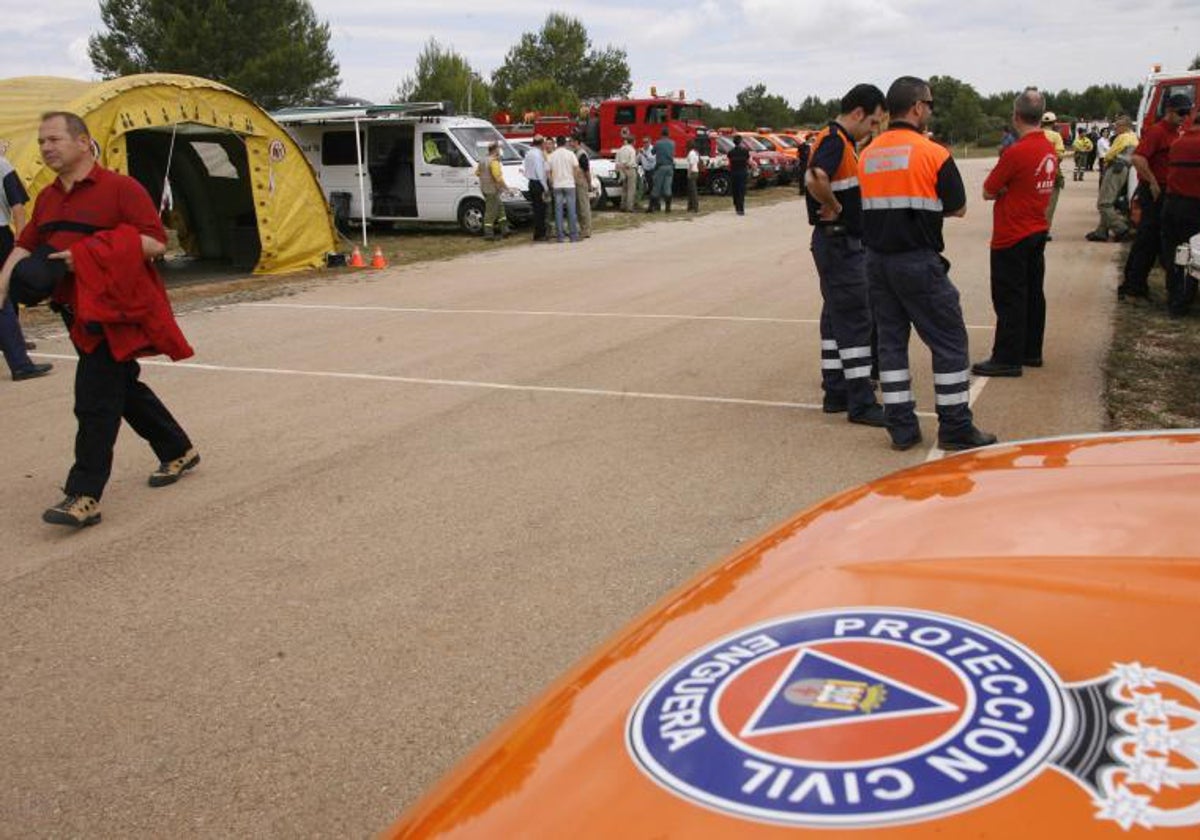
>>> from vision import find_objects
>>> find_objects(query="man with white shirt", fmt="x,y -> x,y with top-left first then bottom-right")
615,131 -> 638,212
547,136 -> 580,243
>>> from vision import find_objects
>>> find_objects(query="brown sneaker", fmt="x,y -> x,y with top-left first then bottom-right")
43,494 -> 102,527
148,448 -> 200,487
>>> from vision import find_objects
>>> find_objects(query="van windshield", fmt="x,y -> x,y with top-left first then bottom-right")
450,127 -> 522,164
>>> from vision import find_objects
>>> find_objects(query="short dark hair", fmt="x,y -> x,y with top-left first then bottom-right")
41,111 -> 90,139
841,84 -> 885,117
885,76 -> 929,120
661,126 -> 669,137
555,136 -> 567,147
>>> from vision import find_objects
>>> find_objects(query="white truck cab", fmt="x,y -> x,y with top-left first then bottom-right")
272,102 -> 531,237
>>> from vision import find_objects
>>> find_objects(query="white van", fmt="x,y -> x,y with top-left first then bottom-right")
272,102 -> 531,236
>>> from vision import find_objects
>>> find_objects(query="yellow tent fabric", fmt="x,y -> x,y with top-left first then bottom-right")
0,73 -> 336,274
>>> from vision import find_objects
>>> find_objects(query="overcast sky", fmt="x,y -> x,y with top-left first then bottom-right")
2,0 -> 1197,109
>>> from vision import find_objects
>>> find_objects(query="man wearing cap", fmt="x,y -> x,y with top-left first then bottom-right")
614,131 -> 637,212
1040,111 -> 1066,236
521,135 -> 549,241
1162,102 -> 1200,315
0,150 -> 52,381
1086,116 -> 1137,242
0,111 -> 197,528
1119,93 -> 1191,301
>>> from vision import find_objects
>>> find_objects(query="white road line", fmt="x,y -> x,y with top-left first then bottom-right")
30,352 -> 943,418
238,302 -> 995,331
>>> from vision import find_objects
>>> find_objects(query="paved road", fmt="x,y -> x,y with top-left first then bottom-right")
0,158 -> 1117,837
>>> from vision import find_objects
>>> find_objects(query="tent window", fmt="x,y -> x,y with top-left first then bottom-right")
190,141 -> 239,179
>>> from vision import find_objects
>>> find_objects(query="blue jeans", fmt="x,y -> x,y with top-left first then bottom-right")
553,187 -> 579,242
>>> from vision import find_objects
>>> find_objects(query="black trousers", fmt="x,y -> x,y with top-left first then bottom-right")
528,182 -> 547,240
867,249 -> 973,443
1163,194 -> 1200,315
731,171 -> 747,214
989,232 -> 1047,365
66,340 -> 192,499
812,228 -> 876,416
1121,186 -> 1167,296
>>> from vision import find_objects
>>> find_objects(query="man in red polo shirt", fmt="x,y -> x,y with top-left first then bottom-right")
1118,93 -> 1190,301
1163,99 -> 1200,316
0,111 -> 198,528
972,88 -> 1056,377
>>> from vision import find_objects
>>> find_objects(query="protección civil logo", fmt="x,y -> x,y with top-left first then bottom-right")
627,607 -> 1200,830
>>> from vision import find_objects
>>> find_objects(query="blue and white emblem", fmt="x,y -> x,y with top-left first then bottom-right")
627,608 -> 1064,827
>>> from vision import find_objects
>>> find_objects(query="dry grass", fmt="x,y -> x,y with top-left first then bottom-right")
1105,265 -> 1200,429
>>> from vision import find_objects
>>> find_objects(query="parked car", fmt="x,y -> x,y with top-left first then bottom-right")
714,134 -> 768,187
386,430 -> 1200,837
739,132 -> 798,185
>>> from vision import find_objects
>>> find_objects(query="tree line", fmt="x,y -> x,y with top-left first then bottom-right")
89,1 -> 1197,144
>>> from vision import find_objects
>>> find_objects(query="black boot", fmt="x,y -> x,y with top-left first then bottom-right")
664,197 -> 672,213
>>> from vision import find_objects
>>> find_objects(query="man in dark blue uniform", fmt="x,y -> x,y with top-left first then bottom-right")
805,83 -> 887,426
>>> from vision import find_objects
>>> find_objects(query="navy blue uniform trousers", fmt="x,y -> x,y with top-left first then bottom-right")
867,249 -> 974,444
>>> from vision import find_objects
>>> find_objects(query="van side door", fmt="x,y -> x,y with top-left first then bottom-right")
415,127 -> 476,221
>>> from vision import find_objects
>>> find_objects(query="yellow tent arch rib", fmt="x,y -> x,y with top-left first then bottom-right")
0,73 -> 336,275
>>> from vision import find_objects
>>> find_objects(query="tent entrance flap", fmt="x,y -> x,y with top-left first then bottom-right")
126,127 -> 261,271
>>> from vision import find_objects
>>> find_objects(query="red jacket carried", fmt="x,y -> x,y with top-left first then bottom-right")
66,224 -> 193,362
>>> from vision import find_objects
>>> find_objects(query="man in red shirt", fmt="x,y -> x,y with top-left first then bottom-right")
1118,93 -> 1190,300
0,112 -> 198,527
973,89 -> 1056,377
1163,100 -> 1200,316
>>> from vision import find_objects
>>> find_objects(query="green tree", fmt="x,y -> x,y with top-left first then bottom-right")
394,38 -> 492,116
508,78 -> 580,117
88,0 -> 339,110
927,75 -> 985,143
1191,54 -> 1200,71
491,13 -> 630,109
733,84 -> 794,130
794,95 -> 840,126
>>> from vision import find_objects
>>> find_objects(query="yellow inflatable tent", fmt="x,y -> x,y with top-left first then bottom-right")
0,73 -> 336,274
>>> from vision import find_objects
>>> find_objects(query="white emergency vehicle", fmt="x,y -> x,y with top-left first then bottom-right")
272,102 -> 532,240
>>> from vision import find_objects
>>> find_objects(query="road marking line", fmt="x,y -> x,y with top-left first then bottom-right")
30,352 -> 941,418
239,302 -> 994,331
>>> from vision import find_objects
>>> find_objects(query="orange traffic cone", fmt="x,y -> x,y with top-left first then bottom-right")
371,246 -> 388,269
349,246 -> 365,268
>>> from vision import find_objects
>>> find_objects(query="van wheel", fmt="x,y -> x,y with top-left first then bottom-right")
707,172 -> 731,196
459,198 -> 485,235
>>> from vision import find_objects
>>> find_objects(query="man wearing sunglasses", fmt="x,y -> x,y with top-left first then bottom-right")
1118,93 -> 1192,301
858,76 -> 997,453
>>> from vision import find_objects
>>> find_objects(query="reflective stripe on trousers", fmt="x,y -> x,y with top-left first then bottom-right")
866,248 -> 973,438
811,227 -> 877,411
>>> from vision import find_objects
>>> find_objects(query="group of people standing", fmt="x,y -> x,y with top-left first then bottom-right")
806,79 -> 1070,452
511,135 -> 594,243
1078,95 -> 1200,316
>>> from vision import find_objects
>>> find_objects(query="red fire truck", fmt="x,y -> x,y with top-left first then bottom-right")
494,90 -> 733,195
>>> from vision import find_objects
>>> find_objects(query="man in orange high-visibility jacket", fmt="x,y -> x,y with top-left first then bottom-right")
805,83 -> 887,426
858,77 -> 997,452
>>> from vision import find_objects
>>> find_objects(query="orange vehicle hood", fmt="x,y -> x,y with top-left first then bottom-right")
388,433 -> 1200,837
